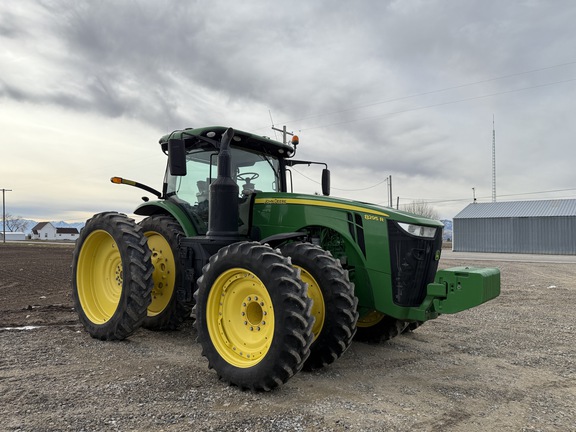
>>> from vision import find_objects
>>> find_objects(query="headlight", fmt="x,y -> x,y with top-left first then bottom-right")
397,222 -> 437,238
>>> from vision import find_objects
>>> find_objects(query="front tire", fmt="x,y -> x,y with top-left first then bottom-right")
403,321 -> 424,333
194,242 -> 314,391
355,311 -> 407,343
71,212 -> 153,340
280,242 -> 358,371
139,215 -> 191,330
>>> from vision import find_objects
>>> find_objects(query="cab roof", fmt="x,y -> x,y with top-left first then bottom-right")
159,126 -> 295,158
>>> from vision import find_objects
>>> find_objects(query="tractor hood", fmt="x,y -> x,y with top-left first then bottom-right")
253,192 -> 444,228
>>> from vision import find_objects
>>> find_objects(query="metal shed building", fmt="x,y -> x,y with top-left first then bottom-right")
0,232 -> 26,241
453,199 -> 576,255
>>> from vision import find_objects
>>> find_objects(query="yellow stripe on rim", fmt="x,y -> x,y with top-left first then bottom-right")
254,198 -> 389,218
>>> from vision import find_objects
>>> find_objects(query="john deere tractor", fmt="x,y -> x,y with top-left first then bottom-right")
72,126 -> 500,391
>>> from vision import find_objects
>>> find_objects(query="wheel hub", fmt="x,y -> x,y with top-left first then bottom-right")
208,269 -> 275,367
242,295 -> 267,331
357,310 -> 386,327
115,264 -> 123,285
144,232 -> 176,317
151,249 -> 168,297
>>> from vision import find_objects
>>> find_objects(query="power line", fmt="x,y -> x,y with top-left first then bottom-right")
401,187 -> 576,206
275,60 -> 576,126
299,77 -> 576,131
291,167 -> 390,191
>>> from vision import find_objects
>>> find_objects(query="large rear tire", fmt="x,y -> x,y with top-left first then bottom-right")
194,242 -> 314,391
354,310 -> 407,343
71,212 -> 153,341
139,215 -> 191,330
280,242 -> 358,371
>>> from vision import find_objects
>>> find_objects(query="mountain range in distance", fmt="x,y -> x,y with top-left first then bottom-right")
3,218 -> 454,241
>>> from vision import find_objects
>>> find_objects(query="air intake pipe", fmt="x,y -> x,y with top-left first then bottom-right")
206,128 -> 240,238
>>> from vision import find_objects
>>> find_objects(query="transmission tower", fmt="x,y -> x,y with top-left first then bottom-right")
492,115 -> 497,202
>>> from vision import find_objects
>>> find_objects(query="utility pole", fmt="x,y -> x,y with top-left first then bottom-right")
2,188 -> 12,244
271,125 -> 294,145
388,175 -> 393,208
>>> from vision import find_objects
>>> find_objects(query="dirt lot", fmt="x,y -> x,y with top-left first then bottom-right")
1,242 -> 575,431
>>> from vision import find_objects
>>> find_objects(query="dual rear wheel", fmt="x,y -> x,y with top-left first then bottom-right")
71,212 -> 154,340
278,242 -> 358,371
193,241 -> 359,390
72,212 -> 191,341
194,241 -> 315,391
139,215 -> 191,330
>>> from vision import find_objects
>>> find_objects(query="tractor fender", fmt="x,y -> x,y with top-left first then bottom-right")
134,200 -> 198,237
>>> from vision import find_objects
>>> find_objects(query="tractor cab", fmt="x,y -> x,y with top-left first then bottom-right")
157,126 -> 328,236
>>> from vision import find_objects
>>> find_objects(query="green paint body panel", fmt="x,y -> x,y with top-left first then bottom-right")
252,192 -> 376,308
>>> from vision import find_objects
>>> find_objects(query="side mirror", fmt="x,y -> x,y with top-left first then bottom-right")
322,168 -> 330,196
168,139 -> 187,176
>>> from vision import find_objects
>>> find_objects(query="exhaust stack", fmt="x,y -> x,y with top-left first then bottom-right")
206,128 -> 240,238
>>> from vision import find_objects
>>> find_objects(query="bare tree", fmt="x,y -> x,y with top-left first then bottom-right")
401,200 -> 440,220
3,213 -> 30,232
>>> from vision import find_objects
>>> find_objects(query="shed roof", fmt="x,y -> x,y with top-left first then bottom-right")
454,199 -> 576,219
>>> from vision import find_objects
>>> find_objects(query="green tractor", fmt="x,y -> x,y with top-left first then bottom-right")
72,126 -> 500,391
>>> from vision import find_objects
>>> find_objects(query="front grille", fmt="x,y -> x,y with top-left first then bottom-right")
388,221 -> 442,307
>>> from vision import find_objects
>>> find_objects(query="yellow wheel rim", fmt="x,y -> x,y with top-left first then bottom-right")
207,268 -> 275,368
144,231 -> 176,317
296,266 -> 325,341
356,310 -> 386,328
76,230 -> 123,324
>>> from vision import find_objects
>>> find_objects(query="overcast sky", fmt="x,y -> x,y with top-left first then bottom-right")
1,0 -> 575,223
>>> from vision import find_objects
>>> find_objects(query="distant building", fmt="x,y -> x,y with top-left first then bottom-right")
31,222 -> 56,240
30,222 -> 79,241
0,232 -> 26,241
453,199 -> 576,255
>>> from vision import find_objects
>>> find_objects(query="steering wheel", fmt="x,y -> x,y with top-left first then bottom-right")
237,172 -> 260,182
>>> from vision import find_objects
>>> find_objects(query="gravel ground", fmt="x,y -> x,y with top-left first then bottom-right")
1,242 -> 575,431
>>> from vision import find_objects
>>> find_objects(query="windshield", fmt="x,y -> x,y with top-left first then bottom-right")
166,146 -> 281,205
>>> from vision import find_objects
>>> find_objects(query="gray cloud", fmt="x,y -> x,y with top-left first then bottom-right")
2,0 -> 576,219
